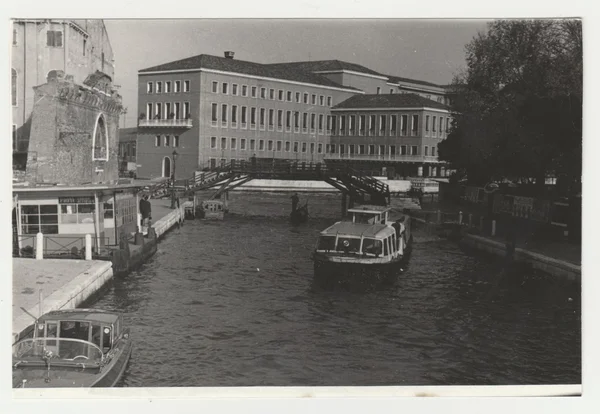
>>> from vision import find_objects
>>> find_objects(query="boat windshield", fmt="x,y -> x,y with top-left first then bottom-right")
353,213 -> 378,224
13,338 -> 104,363
317,235 -> 336,251
335,237 -> 361,254
362,238 -> 383,256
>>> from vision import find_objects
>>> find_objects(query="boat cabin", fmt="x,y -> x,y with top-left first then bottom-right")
202,200 -> 224,213
347,205 -> 391,225
315,222 -> 402,258
15,309 -> 126,362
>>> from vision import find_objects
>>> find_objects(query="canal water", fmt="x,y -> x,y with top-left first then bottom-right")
90,192 -> 581,387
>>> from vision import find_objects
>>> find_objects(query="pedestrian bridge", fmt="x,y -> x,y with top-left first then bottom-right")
186,159 -> 391,206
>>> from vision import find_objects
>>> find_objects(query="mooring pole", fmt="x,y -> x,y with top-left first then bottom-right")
341,192 -> 347,218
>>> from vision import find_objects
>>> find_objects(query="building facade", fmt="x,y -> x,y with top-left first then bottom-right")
326,94 -> 452,178
135,53 -> 452,180
12,19 -> 115,160
136,53 -> 361,180
118,127 -> 138,176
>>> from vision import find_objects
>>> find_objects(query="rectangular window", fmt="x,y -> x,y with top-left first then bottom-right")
318,114 -> 324,131
401,145 -> 407,155
330,115 -> 337,134
155,103 -> 162,119
173,136 -> 179,147
241,106 -> 247,125
21,204 -> 59,235
164,135 -> 170,146
303,93 -> 309,104
232,84 -> 238,96
287,91 -> 292,102
294,112 -> 300,129
390,89 -> 394,94
155,135 -> 161,147
411,145 -> 418,155
165,81 -> 171,93
285,141 -> 291,152
369,115 -> 376,134
184,80 -> 190,92
12,125 -> 17,149
286,111 -> 292,129
165,102 -> 172,119
317,143 -> 323,154
269,109 -> 274,127
241,138 -> 246,150
269,89 -> 275,100
331,144 -> 337,154
327,96 -> 332,106
359,115 -> 366,135
174,81 -> 181,93
221,104 -> 228,124
156,82 -> 162,94
379,145 -> 386,155
251,86 -> 257,98
302,113 -> 308,129
412,115 -> 419,135
293,142 -> 299,153
425,115 -> 430,132
425,146 -> 429,156
390,145 -> 396,156
268,140 -> 273,151
358,144 -> 365,155
311,113 -> 316,130
231,105 -> 238,124
260,108 -> 266,127
440,117 -> 444,133
13,28 -> 17,46
277,110 -> 283,128
349,144 -> 355,155
401,115 -> 408,136
146,103 -> 153,120
46,30 -> 63,47
260,88 -> 266,99
276,140 -> 282,151
446,118 -> 450,132
311,94 -> 317,105
222,82 -> 229,94
251,107 -> 257,127
295,92 -> 301,103
348,115 -> 356,135
432,116 -> 437,132
278,90 -> 284,101
390,115 -> 397,135
379,115 -> 386,135
319,95 -> 324,106
250,139 -> 256,150
310,143 -> 315,154
368,144 -> 375,155
211,103 -> 218,123
242,85 -> 248,96
302,142 -> 307,153
259,139 -> 265,151
231,138 -> 237,149
212,81 -> 218,93
183,102 -> 190,119
147,82 -> 153,93
221,137 -> 227,150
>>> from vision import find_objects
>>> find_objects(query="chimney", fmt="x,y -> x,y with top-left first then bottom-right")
224,51 -> 235,59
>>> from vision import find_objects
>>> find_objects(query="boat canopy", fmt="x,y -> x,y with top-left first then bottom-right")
347,205 -> 392,225
321,222 -> 395,239
38,309 -> 119,325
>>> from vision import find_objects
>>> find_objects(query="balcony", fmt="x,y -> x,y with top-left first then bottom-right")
324,153 -> 441,163
138,119 -> 193,128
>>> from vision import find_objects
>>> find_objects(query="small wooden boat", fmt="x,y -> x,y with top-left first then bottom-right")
12,309 -> 132,388
290,202 -> 309,225
312,205 -> 412,285
196,200 -> 225,220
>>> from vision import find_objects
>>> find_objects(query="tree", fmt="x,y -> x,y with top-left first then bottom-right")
439,20 -> 582,195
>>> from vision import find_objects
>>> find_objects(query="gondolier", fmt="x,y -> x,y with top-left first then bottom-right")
291,193 -> 299,212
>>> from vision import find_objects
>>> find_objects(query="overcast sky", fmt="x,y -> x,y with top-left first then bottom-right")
104,19 -> 490,128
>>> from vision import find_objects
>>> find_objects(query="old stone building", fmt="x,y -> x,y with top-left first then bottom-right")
25,71 -> 122,185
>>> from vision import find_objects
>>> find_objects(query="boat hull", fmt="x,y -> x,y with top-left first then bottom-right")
313,253 -> 407,288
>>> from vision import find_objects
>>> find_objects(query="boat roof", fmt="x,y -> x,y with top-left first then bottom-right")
38,309 -> 120,324
321,221 -> 394,238
347,205 -> 392,214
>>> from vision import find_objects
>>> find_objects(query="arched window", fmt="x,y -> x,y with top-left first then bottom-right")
92,114 -> 109,160
12,69 -> 17,106
162,157 -> 171,178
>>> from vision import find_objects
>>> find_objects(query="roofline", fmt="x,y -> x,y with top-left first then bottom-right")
313,69 -> 389,81
331,106 -> 450,113
13,183 -> 145,193
390,82 -> 446,94
139,67 -> 365,94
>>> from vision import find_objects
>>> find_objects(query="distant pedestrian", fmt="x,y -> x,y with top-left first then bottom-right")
291,192 -> 299,212
140,195 -> 152,227
251,153 -> 257,170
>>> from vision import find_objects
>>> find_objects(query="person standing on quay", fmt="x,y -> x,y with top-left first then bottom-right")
140,195 -> 152,227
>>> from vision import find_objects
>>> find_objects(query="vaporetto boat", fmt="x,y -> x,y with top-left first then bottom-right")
312,205 -> 412,285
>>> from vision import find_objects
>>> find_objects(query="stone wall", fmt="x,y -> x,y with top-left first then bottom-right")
26,76 -> 121,185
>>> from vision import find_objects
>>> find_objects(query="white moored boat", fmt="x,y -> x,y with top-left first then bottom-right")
312,205 -> 412,285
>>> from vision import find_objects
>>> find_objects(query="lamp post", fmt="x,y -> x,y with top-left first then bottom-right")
170,150 -> 178,209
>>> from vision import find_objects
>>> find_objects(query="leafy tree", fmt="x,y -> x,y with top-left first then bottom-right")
439,20 -> 582,195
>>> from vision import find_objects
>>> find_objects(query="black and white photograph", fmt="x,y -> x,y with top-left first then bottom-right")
4,1 -> 596,411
